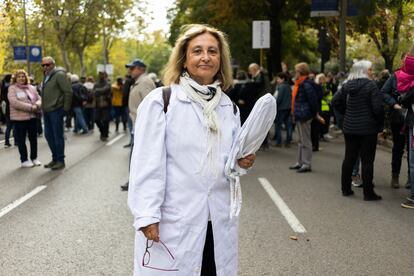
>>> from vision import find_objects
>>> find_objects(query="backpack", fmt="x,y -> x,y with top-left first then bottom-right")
161,86 -> 238,115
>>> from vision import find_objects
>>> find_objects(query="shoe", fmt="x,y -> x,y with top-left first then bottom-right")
100,136 -> 108,141
4,143 -> 11,148
284,143 -> 291,148
351,174 -> 363,187
289,164 -> 301,170
44,161 -> 56,168
31,159 -> 42,166
21,160 -> 34,168
312,148 -> 319,152
297,166 -> 312,173
390,174 -> 399,189
342,190 -> 354,196
324,134 -> 334,139
123,143 -> 131,148
406,197 -> 414,203
364,193 -> 382,201
401,200 -> 414,209
120,182 -> 129,191
80,130 -> 88,135
274,144 -> 282,148
51,162 -> 65,170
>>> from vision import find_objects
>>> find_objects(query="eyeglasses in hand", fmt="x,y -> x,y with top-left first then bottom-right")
142,239 -> 179,272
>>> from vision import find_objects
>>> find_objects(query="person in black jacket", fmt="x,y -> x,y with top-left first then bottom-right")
332,60 -> 384,201
1,74 -> 14,147
71,74 -> 89,134
289,62 -> 318,173
274,72 -> 292,147
381,67 -> 409,189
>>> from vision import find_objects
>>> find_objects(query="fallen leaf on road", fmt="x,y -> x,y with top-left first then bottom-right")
289,235 -> 298,241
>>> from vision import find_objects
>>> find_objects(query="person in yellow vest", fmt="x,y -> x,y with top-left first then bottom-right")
111,76 -> 127,132
316,73 -> 333,141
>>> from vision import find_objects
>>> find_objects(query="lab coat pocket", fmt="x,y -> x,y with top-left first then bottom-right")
179,224 -> 205,274
159,207 -> 182,249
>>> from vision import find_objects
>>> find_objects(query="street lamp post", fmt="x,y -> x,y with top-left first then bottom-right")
23,0 -> 30,75
339,0 -> 347,72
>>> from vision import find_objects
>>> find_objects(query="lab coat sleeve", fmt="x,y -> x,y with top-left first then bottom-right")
127,89 -> 166,231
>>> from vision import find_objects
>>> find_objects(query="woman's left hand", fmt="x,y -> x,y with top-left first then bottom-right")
237,154 -> 256,169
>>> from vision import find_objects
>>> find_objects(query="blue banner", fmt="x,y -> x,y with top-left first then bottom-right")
13,46 -> 27,61
311,0 -> 339,17
29,46 -> 42,62
311,0 -> 338,11
13,46 -> 42,62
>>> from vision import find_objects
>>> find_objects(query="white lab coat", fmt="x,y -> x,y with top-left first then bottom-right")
128,84 -> 241,276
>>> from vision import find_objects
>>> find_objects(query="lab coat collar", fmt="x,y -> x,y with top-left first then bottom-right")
174,84 -> 232,106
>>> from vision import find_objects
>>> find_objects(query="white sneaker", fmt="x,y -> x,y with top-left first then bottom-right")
324,134 -> 334,139
31,159 -> 42,166
21,160 -> 34,168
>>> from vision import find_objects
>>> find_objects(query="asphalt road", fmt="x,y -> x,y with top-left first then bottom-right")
0,127 -> 413,275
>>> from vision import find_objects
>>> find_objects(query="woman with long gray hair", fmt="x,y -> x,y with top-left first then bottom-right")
332,60 -> 384,201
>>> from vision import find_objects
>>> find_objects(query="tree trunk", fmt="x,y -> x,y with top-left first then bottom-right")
78,50 -> 85,77
267,0 -> 283,78
61,46 -> 72,73
383,54 -> 394,72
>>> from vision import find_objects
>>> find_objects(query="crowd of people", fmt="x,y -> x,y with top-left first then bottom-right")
0,56 -> 162,170
227,54 -> 414,210
1,23 -> 414,275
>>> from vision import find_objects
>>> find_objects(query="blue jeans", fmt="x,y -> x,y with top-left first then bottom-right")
83,108 -> 95,130
14,119 -> 38,162
352,157 -> 360,176
73,107 -> 88,132
408,128 -> 414,198
5,117 -> 14,145
274,109 -> 292,145
44,108 -> 65,163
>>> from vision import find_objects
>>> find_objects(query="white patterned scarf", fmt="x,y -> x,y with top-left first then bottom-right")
179,72 -> 222,175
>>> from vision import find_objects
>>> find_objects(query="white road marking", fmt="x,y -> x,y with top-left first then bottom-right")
106,134 -> 125,146
258,177 -> 307,233
0,185 -> 47,219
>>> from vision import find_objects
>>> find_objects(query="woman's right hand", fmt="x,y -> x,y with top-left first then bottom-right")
141,223 -> 160,242
393,104 -> 402,110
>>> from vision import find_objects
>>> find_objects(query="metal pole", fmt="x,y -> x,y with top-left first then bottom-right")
103,26 -> 107,72
339,0 -> 347,72
260,49 -> 263,68
23,0 -> 30,75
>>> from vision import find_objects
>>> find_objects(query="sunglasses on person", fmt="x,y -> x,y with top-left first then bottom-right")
142,239 -> 179,272
41,63 -> 52,67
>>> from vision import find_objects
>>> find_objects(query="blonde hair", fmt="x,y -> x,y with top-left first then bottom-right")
315,73 -> 326,84
295,62 -> 310,76
162,24 -> 233,91
11,69 -> 30,85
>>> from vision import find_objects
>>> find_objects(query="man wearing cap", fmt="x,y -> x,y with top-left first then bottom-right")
121,59 -> 156,191
41,56 -> 72,170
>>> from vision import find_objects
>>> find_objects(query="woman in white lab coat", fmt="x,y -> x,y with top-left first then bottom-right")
128,24 -> 256,276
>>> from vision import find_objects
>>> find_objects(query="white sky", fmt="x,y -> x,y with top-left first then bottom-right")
145,0 -> 176,33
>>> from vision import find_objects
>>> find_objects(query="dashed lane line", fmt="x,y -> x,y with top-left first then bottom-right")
105,134 -> 125,146
258,177 -> 307,233
0,185 -> 47,219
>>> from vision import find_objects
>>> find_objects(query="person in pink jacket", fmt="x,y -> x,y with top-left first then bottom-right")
8,70 -> 42,168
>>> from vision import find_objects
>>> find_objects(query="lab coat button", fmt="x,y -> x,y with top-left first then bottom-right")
195,266 -> 201,272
